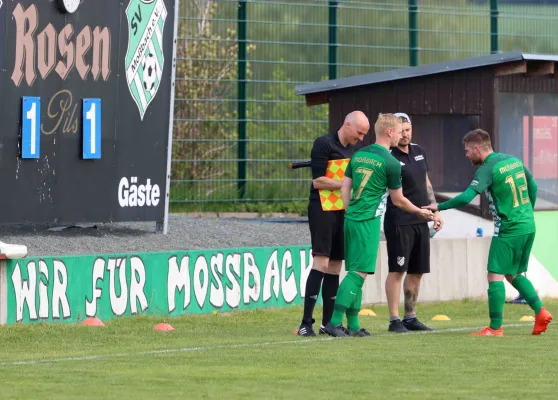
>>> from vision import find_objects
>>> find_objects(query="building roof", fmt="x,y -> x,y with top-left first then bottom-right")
295,51 -> 558,96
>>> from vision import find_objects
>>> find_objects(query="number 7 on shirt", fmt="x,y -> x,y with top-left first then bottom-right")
355,167 -> 374,199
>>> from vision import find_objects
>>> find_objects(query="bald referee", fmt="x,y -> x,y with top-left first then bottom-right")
297,111 -> 369,336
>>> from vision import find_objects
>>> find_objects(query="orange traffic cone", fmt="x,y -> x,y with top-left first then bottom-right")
154,323 -> 174,331
81,317 -> 105,327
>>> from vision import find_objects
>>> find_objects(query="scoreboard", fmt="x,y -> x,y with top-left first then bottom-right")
0,0 -> 177,231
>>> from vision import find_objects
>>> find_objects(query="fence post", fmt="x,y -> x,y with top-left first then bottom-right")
408,0 -> 418,67
328,1 -> 338,80
490,0 -> 499,54
237,0 -> 247,200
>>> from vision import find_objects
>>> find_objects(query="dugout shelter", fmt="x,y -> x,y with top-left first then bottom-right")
296,51 -> 558,219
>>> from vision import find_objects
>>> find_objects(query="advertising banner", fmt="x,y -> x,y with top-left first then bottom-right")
0,0 -> 177,225
6,246 -> 314,324
523,116 -> 558,179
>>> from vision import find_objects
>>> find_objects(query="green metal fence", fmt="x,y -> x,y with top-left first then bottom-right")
172,0 -> 558,207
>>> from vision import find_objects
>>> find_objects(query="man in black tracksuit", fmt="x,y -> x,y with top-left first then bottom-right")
383,112 -> 444,333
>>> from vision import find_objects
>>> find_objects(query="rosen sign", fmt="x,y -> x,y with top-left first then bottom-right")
0,0 -> 178,229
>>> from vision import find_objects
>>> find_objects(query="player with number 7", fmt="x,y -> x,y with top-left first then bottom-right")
324,113 -> 435,337
422,129 -> 552,336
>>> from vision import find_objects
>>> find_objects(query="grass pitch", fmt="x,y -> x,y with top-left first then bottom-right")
0,299 -> 556,399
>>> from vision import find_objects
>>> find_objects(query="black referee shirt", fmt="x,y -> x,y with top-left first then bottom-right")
308,131 -> 356,203
384,143 -> 430,225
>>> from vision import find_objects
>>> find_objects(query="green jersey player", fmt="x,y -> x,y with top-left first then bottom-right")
423,129 -> 552,336
324,113 -> 434,338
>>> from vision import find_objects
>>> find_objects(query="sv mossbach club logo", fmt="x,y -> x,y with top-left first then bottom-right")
125,0 -> 168,120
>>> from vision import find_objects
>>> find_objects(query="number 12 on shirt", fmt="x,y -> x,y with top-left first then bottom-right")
82,98 -> 102,159
21,97 -> 41,159
505,171 -> 529,207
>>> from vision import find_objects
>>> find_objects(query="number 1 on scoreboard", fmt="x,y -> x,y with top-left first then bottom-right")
21,97 -> 41,159
83,98 -> 102,159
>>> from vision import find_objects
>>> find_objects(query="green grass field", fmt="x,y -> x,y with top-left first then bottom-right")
0,299 -> 556,399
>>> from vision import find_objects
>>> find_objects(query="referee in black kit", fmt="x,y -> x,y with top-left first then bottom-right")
383,112 -> 443,333
297,111 -> 369,336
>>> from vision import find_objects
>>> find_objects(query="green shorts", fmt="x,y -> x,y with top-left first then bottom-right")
487,232 -> 535,275
344,217 -> 381,274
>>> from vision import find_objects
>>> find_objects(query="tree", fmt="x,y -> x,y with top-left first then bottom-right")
173,0 -> 254,199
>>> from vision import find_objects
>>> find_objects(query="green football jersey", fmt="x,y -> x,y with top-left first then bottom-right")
345,144 -> 402,221
468,152 -> 536,237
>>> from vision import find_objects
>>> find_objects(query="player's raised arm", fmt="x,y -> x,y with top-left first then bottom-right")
389,188 -> 433,220
422,187 -> 478,212
423,129 -> 492,212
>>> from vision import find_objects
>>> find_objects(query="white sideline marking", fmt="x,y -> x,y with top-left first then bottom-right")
0,323 -> 532,367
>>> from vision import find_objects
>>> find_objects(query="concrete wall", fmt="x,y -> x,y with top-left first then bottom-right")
356,237 -> 493,305
1,210 -> 555,325
356,228 -> 558,305
363,209 -> 558,305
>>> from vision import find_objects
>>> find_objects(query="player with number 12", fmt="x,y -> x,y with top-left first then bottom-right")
423,129 -> 552,336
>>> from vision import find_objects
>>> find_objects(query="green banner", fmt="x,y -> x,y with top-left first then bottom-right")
6,246 -> 313,324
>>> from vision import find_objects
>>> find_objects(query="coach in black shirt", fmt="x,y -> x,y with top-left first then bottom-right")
297,111 -> 369,336
383,112 -> 443,333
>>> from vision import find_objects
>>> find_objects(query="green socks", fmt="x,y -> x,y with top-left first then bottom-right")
512,275 -> 543,314
329,272 -> 365,329
347,287 -> 363,332
487,277 -> 543,330
488,281 -> 505,330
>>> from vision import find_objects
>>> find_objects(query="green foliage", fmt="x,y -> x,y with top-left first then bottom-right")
173,0 -> 255,199
246,68 -> 328,201
172,0 -> 558,212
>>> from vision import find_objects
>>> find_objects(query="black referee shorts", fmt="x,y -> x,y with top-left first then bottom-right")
307,202 -> 344,260
384,223 -> 430,274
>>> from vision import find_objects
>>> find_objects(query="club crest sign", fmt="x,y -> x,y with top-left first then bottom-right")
125,0 -> 167,120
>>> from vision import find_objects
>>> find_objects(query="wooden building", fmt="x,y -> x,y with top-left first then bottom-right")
296,51 -> 558,218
